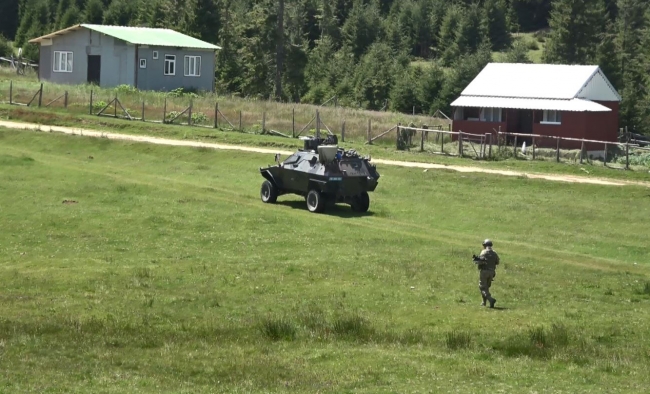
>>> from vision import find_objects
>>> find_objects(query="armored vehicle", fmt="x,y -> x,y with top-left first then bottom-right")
259,135 -> 380,213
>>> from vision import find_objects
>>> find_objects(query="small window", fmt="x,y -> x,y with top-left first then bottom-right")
153,51 -> 158,59
542,110 -> 562,124
164,55 -> 176,75
53,51 -> 73,73
480,107 -> 501,122
139,59 -> 146,68
184,55 -> 201,77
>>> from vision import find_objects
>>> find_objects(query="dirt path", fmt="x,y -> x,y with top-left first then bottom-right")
2,120 -> 648,187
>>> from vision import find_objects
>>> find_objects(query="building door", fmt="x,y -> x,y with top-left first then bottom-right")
87,56 -> 101,85
518,110 -> 533,134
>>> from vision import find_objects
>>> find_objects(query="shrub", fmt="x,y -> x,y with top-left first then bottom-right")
0,34 -> 11,57
526,39 -> 540,51
114,84 -> 138,94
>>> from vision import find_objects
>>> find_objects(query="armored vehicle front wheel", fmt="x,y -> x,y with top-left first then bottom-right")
306,189 -> 325,213
261,180 -> 278,203
350,191 -> 370,213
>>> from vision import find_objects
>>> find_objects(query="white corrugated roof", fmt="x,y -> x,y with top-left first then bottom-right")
460,63 -> 603,100
450,96 -> 611,112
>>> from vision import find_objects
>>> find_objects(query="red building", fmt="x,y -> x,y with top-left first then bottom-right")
450,63 -> 621,150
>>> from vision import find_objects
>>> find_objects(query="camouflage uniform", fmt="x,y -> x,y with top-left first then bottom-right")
475,245 -> 499,307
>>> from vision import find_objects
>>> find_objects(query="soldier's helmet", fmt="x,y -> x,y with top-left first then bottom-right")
482,239 -> 493,247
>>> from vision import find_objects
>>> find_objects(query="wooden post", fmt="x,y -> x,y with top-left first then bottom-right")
421,128 -> 425,152
142,101 -> 145,121
114,95 -> 117,118
292,108 -> 295,138
396,125 -> 400,149
367,119 -> 371,144
64,91 -> 68,108
38,83 -> 43,107
262,111 -> 266,133
239,110 -> 242,131
163,97 -> 167,123
215,102 -> 219,128
188,100 -> 193,125
341,120 -> 346,142
532,137 -> 536,160
556,137 -> 561,163
458,133 -> 463,157
89,89 -> 93,114
603,143 -> 607,166
9,80 -> 12,105
514,135 -> 518,157
580,140 -> 585,164
488,133 -> 492,159
316,110 -> 320,139
441,132 -> 444,153
626,143 -> 629,170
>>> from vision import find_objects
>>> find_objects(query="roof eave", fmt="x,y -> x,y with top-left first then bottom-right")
28,24 -> 84,44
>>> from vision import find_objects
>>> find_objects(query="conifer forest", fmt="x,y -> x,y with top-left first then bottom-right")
1,0 -> 650,134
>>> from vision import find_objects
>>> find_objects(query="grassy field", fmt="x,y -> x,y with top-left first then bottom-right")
1,127 -> 650,393
2,103 -> 650,184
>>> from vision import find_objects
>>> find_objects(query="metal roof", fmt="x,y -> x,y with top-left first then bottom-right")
450,96 -> 612,112
29,24 -> 221,50
459,63 -> 610,100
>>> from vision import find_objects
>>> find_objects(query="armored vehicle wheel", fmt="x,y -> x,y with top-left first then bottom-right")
351,191 -> 370,213
306,189 -> 325,213
261,180 -> 278,203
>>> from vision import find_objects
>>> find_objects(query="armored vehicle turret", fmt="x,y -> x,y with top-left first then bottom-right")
259,135 -> 380,213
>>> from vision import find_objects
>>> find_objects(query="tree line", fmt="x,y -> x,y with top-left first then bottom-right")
1,0 -> 650,134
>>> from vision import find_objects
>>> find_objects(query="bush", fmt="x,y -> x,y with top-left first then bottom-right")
526,39 -> 540,51
114,84 -> 138,94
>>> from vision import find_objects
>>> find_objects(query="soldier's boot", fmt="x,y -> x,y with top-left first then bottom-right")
489,297 -> 496,308
480,295 -> 487,306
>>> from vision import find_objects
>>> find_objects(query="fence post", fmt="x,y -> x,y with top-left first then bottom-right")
580,140 -> 585,164
38,83 -> 43,107
142,101 -> 145,121
292,108 -> 295,138
188,100 -> 193,125
367,119 -> 371,144
214,102 -> 219,128
262,111 -> 266,133
441,132 -> 445,153
341,120 -> 346,142
421,128 -> 425,152
316,110 -> 320,139
9,80 -> 12,105
603,143 -> 607,166
458,133 -> 463,157
239,110 -> 242,131
114,95 -> 117,118
556,137 -> 560,163
532,137 -> 536,160
163,97 -> 167,123
626,143 -> 629,170
89,89 -> 93,114
487,133 -> 492,159
64,91 -> 68,108
513,135 -> 518,157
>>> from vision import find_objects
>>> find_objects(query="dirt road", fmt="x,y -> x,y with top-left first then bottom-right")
1,120 -> 648,187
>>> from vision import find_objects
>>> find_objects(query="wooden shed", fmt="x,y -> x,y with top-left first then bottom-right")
450,63 -> 621,149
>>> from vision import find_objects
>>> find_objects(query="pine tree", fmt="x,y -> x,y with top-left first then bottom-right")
83,0 -> 104,24
59,5 -> 81,28
455,3 -> 489,56
102,0 -> 134,26
503,38 -> 532,63
0,0 -> 21,39
483,0 -> 511,51
438,4 -> 462,65
341,0 -> 383,60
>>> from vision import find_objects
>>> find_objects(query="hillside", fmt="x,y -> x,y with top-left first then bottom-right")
1,0 -> 650,133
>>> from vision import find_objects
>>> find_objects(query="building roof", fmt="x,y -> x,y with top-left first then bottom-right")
451,63 -> 620,112
450,97 -> 611,112
29,24 -> 221,50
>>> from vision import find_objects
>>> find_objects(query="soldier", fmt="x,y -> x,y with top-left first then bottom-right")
473,239 -> 500,308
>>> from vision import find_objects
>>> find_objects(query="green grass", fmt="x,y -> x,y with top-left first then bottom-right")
2,103 -> 650,184
0,127 -> 649,392
492,31 -> 547,64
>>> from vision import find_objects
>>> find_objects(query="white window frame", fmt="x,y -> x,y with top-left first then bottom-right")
480,107 -> 502,122
139,59 -> 147,68
53,51 -> 73,73
542,110 -> 562,125
164,55 -> 176,76
152,51 -> 159,60
184,55 -> 201,77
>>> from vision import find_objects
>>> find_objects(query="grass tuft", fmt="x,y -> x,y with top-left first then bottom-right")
260,316 -> 297,341
445,330 -> 472,350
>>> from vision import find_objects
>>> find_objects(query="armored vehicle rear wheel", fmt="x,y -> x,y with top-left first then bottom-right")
306,189 -> 325,213
351,191 -> 370,213
261,180 -> 278,203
